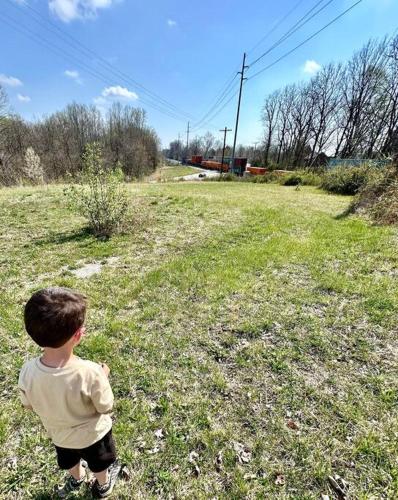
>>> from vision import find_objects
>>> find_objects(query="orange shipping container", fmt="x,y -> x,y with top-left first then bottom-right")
247,166 -> 268,175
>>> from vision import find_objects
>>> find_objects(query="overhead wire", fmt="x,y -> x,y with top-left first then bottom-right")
248,0 -> 337,68
0,11 -> 188,122
247,0 -> 306,55
4,0 -> 195,122
248,0 -> 364,81
191,0 -> 337,132
192,88 -> 241,134
3,0 -> 366,139
190,73 -> 239,131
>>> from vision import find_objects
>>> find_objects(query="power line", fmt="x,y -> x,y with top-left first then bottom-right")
190,70 -> 239,131
0,11 -> 190,123
249,0 -> 337,68
191,89 -> 240,134
247,0 -> 306,55
191,78 -> 239,132
4,0 -> 195,122
192,0 -> 336,133
248,0 -> 364,81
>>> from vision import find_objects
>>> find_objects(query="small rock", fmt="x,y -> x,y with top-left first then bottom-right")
147,446 -> 160,455
243,473 -> 257,480
154,429 -> 164,439
189,451 -> 199,462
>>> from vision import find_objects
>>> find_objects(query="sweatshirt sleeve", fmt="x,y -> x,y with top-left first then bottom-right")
18,369 -> 33,409
90,367 -> 114,414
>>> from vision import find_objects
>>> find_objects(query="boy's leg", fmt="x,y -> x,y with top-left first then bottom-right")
68,460 -> 86,481
91,461 -> 122,498
93,468 -> 108,485
82,429 -> 116,477
54,446 -> 86,497
82,430 -> 119,498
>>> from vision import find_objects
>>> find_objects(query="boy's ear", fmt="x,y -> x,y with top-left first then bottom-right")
74,326 -> 85,341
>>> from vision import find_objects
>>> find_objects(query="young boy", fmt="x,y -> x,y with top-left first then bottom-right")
18,287 -> 120,498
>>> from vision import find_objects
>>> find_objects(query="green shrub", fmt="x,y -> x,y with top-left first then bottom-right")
321,165 -> 382,195
279,170 -> 322,187
65,142 -> 129,238
251,172 -> 279,183
220,173 -> 238,182
281,174 -> 302,186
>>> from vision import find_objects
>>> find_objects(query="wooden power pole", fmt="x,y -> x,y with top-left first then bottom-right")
219,127 -> 232,175
186,122 -> 190,160
230,53 -> 248,173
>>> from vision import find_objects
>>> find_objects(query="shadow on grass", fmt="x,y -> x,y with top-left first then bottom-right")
334,203 -> 355,220
32,227 -> 96,247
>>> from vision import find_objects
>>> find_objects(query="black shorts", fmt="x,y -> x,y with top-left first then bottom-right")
55,429 -> 116,473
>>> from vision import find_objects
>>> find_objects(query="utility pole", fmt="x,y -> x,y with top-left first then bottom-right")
186,122 -> 190,162
219,127 -> 232,175
178,133 -> 182,162
231,52 -> 248,173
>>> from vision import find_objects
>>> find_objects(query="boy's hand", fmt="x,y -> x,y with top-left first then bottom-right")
100,363 -> 110,378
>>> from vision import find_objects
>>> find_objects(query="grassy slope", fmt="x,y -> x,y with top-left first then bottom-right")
0,183 -> 397,499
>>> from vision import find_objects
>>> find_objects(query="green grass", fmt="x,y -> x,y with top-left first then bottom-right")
1,183 -> 398,499
150,165 -> 200,181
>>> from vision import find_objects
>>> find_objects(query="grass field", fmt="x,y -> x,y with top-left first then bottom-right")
149,165 -> 200,181
1,182 -> 397,499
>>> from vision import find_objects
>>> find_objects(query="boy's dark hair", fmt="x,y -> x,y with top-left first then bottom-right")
24,287 -> 87,348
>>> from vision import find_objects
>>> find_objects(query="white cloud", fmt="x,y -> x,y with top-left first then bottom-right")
102,85 -> 138,100
167,19 -> 177,27
49,0 -> 117,23
0,74 -> 23,87
302,60 -> 322,75
64,69 -> 83,84
17,94 -> 31,102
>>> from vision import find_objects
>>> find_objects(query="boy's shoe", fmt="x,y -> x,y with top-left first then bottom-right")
91,460 -> 122,498
55,461 -> 88,498
56,475 -> 85,498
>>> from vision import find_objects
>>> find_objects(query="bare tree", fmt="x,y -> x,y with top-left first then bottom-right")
202,132 -> 215,158
261,34 -> 398,168
262,90 -> 281,166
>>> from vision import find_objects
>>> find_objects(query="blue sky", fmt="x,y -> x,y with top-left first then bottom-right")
1,0 -> 397,148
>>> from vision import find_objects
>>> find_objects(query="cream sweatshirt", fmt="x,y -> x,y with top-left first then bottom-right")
18,356 -> 113,449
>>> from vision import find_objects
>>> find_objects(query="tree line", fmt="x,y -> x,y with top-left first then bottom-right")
165,34 -> 398,170
262,35 -> 398,168
0,98 -> 160,185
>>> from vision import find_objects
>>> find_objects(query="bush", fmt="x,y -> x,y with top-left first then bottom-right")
352,165 -> 398,225
280,170 -> 322,187
320,165 -> 382,195
219,173 -> 238,182
281,174 -> 302,186
251,172 -> 279,183
65,143 -> 129,238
